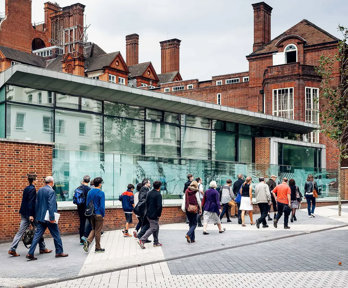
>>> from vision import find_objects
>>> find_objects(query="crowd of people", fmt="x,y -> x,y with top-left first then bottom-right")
7,172 -> 319,260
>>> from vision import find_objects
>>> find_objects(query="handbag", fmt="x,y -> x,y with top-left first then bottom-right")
313,189 -> 318,198
235,185 -> 242,204
22,222 -> 36,249
187,204 -> 198,213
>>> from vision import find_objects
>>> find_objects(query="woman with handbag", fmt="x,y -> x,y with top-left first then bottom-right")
289,179 -> 302,222
184,181 -> 201,243
304,174 -> 319,218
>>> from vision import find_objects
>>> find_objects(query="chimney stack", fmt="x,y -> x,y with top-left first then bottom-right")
126,34 -> 139,66
252,2 -> 272,52
160,38 -> 181,74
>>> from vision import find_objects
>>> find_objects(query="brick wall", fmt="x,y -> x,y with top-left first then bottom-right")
341,168 -> 348,200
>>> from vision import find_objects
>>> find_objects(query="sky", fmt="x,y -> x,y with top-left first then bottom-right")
1,0 -> 347,80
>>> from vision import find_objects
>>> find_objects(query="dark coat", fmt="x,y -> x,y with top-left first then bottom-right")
233,178 -> 244,195
183,180 -> 191,193
145,189 -> 163,220
35,185 -> 57,222
203,188 -> 221,215
19,184 -> 36,218
134,186 -> 150,217
266,179 -> 276,192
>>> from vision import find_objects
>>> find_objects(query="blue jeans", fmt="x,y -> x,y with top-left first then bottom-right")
28,221 -> 64,255
220,203 -> 231,221
306,195 -> 316,215
186,212 -> 198,241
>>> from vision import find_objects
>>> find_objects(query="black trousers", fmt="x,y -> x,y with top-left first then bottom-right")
257,203 -> 269,226
77,204 -> 87,241
237,202 -> 242,224
276,202 -> 290,227
137,216 -> 150,239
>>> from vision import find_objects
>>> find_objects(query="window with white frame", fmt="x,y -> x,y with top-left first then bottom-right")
15,113 -> 25,130
91,76 -> 99,80
226,78 -> 240,84
243,77 -> 249,82
108,74 -> 116,83
79,121 -> 86,136
187,84 -> 193,90
42,116 -> 52,133
28,94 -> 33,103
164,88 -> 170,92
140,83 -> 148,87
172,86 -> 184,91
56,119 -> 65,134
38,92 -> 42,104
272,88 -> 294,119
285,44 -> 297,64
118,77 -> 125,85
216,80 -> 222,86
305,87 -> 320,143
217,93 -> 221,105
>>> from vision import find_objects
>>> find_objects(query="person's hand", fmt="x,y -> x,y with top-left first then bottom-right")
29,216 -> 34,222
219,209 -> 222,214
49,220 -> 56,224
199,209 -> 202,215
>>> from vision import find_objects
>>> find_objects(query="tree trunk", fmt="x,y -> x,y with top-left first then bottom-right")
338,160 -> 341,216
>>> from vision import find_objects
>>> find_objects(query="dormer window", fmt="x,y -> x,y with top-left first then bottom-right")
285,44 -> 297,63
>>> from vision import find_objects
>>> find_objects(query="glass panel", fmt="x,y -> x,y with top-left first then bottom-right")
55,110 -> 102,151
239,124 -> 252,135
213,131 -> 236,161
0,86 -> 5,102
146,109 -> 162,121
56,93 -> 79,109
213,120 -> 224,130
6,103 -> 53,142
104,116 -> 144,155
0,103 -> 5,138
81,98 -> 102,113
5,85 -> 54,106
279,144 -> 317,169
238,136 -> 252,163
226,122 -> 236,132
164,112 -> 180,125
104,102 -> 144,119
145,122 -> 179,157
182,126 -> 211,159
183,115 -> 211,129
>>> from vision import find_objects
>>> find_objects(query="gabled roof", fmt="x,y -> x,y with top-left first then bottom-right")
84,43 -> 106,59
0,46 -> 46,67
158,71 -> 182,84
248,19 -> 339,56
86,51 -> 120,72
129,62 -> 151,77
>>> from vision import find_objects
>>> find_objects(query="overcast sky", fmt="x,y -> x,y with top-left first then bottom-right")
1,0 -> 347,80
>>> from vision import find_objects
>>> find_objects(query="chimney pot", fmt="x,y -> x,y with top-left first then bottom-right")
160,38 -> 181,74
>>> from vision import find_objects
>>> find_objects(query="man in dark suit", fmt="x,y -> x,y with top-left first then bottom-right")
26,176 -> 68,260
8,174 -> 51,257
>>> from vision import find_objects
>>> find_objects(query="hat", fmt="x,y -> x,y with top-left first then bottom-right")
189,181 -> 198,189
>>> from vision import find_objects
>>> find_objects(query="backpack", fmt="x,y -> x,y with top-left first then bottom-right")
73,186 -> 85,205
84,200 -> 95,217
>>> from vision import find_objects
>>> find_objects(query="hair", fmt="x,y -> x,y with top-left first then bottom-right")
44,176 -> 54,184
142,178 -> 150,186
259,177 -> 264,182
226,179 -> 232,184
90,179 -> 94,186
237,174 -> 243,179
289,179 -> 296,186
93,177 -> 103,187
307,174 -> 314,181
187,174 -> 193,180
243,176 -> 252,186
190,181 -> 198,189
83,175 -> 91,183
136,183 -> 143,192
283,177 -> 288,183
271,175 -> 277,179
153,181 -> 162,190
196,177 -> 201,182
27,174 -> 37,184
209,181 -> 217,188
127,184 -> 135,190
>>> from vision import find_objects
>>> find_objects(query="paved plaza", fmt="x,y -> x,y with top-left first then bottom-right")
1,205 -> 348,288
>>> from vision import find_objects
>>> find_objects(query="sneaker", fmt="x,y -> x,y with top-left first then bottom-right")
256,220 -> 260,229
123,232 -> 132,237
83,241 -> 90,253
311,214 -> 315,217
153,243 -> 162,247
95,248 -> 105,253
227,219 -> 232,223
267,215 -> 273,221
138,240 -> 145,249
81,236 -> 87,243
8,250 -> 20,257
185,234 -> 191,243
309,215 -> 313,218
133,230 -> 138,238
284,226 -> 291,229
273,219 -> 278,228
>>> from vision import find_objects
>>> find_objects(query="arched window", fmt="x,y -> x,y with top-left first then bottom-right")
285,44 -> 297,64
32,38 -> 46,51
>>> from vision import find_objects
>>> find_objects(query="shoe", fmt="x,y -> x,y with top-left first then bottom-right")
203,231 -> 209,235
81,236 -> 87,243
95,248 -> 105,253
309,215 -> 313,218
80,242 -> 84,245
26,254 -> 37,261
56,253 -> 68,258
123,232 -> 132,237
227,219 -> 232,223
138,240 -> 145,249
290,217 -> 294,223
153,243 -> 162,247
8,250 -> 20,257
145,240 -> 151,243
219,228 -> 226,233
198,224 -> 203,227
250,222 -> 255,225
191,240 -> 196,243
185,234 -> 191,243
256,221 -> 260,229
311,214 -> 315,217
40,249 -> 53,254
267,215 -> 273,221
294,216 -> 297,221
273,219 -> 278,228
242,224 -> 246,227
83,241 -> 90,252
133,230 -> 138,238
263,225 -> 269,228
284,226 -> 291,229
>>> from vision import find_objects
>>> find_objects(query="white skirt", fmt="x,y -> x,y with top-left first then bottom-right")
239,196 -> 253,211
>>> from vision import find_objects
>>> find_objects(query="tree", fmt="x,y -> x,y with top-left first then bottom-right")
316,26 -> 348,216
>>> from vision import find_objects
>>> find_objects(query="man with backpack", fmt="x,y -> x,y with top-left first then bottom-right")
83,177 -> 105,253
73,175 -> 91,245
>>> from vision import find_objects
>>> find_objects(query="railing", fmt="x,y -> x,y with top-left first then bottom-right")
264,63 -> 319,79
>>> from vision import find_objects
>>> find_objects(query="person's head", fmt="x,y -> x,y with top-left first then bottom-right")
27,174 -> 37,185
187,174 -> 193,181
90,179 -> 94,187
189,181 -> 198,190
127,184 -> 135,191
289,179 -> 296,187
283,177 -> 288,183
271,175 -> 277,181
153,181 -> 162,191
93,177 -> 103,188
44,176 -> 54,187
196,177 -> 202,184
307,174 -> 314,182
82,175 -> 90,185
259,177 -> 265,182
136,183 -> 142,192
142,178 -> 151,187
238,174 -> 244,180
209,181 -> 217,189
226,179 -> 232,186
245,176 -> 252,184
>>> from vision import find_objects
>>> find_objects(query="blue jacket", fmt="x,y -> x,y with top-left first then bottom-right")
119,190 -> 134,212
86,188 -> 105,217
19,184 -> 36,218
35,185 -> 57,222
203,188 -> 221,215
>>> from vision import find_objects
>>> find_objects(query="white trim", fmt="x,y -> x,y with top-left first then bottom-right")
216,80 -> 222,86
187,84 -> 193,90
284,44 -> 298,63
225,78 -> 240,84
163,87 -> 170,92
272,87 -> 295,120
243,76 -> 249,82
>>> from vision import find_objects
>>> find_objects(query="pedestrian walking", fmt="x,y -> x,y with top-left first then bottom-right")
138,181 -> 163,249
8,174 -> 51,257
184,181 -> 202,243
26,176 -> 68,260
196,177 -> 204,227
202,181 -> 225,234
233,174 -> 244,224
134,179 -> 151,241
239,177 -> 254,226
73,175 -> 91,245
183,174 -> 193,194
133,183 -> 143,238
273,178 -> 291,229
83,177 -> 105,253
304,174 -> 318,218
289,179 -> 302,222
255,177 -> 271,229
266,175 -> 277,221
119,184 -> 135,237
219,179 -> 234,223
